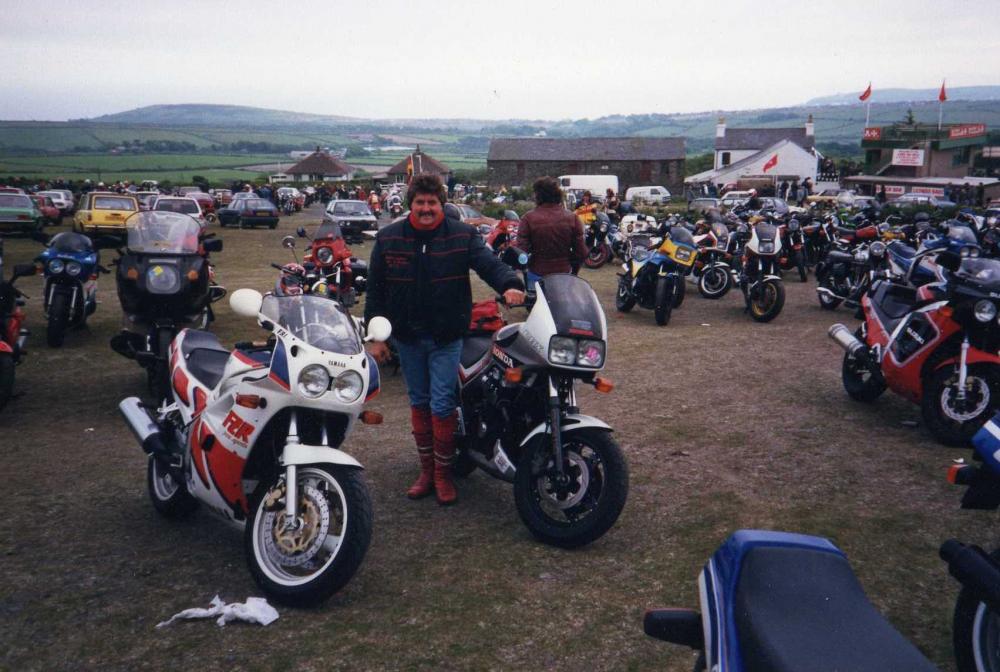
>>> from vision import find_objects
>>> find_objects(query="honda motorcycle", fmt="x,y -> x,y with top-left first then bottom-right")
119,289 -> 391,606
0,239 -> 33,412
831,251 -> 1000,446
583,212 -> 613,269
31,231 -> 110,347
642,529 -> 947,671
109,211 -> 225,402
616,224 -> 696,325
693,221 -> 735,299
778,217 -> 808,282
454,273 -> 628,548
738,218 -> 785,322
945,412 -> 1000,672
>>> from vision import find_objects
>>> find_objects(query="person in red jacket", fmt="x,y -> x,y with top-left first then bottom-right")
515,177 -> 588,285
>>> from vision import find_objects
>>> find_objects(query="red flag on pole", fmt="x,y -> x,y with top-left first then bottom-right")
859,83 -> 872,101
762,154 -> 778,173
939,80 -> 947,102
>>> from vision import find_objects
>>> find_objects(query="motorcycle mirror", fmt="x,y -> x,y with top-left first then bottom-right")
296,226 -> 308,238
937,250 -> 962,272
12,263 -> 37,279
281,235 -> 296,249
203,238 -> 223,253
365,316 -> 392,343
230,288 -> 263,318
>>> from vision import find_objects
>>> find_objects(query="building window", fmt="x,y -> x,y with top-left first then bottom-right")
953,147 -> 971,167
721,152 -> 731,166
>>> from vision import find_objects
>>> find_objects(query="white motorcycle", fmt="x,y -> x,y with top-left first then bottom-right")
119,289 -> 391,606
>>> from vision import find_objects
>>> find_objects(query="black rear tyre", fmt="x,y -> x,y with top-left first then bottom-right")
842,328 -> 886,402
654,276 -> 673,326
698,266 -> 731,299
584,244 -> 609,269
147,457 -> 198,518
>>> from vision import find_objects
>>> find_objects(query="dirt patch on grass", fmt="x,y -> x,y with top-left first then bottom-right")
0,207 -> 979,670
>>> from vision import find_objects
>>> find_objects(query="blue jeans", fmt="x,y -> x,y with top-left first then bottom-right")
395,337 -> 463,418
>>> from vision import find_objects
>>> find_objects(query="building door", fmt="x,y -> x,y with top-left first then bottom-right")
640,161 -> 652,182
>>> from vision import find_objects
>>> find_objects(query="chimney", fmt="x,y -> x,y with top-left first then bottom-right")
805,114 -> 814,138
716,116 -> 726,139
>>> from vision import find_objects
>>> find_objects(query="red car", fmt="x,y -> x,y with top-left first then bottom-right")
31,195 -> 61,225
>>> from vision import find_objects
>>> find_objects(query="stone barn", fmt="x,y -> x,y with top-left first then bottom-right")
486,137 -> 685,195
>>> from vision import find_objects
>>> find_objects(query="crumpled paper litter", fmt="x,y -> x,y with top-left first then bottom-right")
156,595 -> 279,628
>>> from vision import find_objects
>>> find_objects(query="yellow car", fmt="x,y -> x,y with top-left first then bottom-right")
74,192 -> 139,235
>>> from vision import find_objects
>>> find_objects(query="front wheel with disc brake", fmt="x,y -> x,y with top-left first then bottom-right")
514,428 -> 628,549
245,464 -> 372,607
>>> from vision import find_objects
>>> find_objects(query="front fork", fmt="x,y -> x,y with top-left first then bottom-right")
957,336 -> 970,402
547,376 -> 565,477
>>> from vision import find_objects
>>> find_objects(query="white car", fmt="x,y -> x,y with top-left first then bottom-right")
152,197 -> 206,227
720,190 -> 754,209
36,190 -> 72,214
625,186 -> 672,205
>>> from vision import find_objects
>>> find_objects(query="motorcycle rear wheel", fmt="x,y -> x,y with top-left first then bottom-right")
698,266 -> 730,299
246,465 -> 372,607
615,277 -> 636,312
922,364 -> 1000,447
654,277 -> 673,326
842,328 -> 886,402
584,244 -> 609,269
46,292 -> 69,348
513,428 -> 628,549
953,548 -> 1000,672
749,280 -> 785,323
147,456 -> 198,518
0,352 -> 14,412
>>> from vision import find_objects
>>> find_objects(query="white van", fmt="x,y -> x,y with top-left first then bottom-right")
625,186 -> 671,205
558,175 -> 619,199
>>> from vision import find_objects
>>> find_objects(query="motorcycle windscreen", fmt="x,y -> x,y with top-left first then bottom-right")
124,211 -> 201,254
755,221 -> 778,242
536,274 -> 606,340
947,224 -> 978,246
49,232 -> 94,254
955,257 -> 1000,292
669,226 -> 695,246
261,294 -> 362,355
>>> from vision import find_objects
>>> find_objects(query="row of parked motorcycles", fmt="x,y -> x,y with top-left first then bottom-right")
70,208 -> 631,607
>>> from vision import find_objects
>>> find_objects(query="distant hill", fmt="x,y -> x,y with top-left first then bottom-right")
83,104 -> 365,127
805,86 -> 1000,106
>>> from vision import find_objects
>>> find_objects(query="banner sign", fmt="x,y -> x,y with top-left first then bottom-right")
948,123 -> 986,139
891,149 -> 925,166
884,185 -> 906,196
912,186 -> 945,197
862,127 -> 882,141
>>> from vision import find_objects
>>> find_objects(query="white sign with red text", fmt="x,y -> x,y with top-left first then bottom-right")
891,149 -> 925,167
911,186 -> 946,197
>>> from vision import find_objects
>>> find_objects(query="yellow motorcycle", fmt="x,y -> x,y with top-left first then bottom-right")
616,224 -> 697,325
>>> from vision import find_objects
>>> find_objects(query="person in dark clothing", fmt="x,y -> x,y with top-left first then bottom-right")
365,174 -> 525,505
877,184 -> 887,204
516,176 -> 588,284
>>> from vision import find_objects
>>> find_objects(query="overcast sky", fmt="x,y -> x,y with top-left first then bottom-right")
2,0 -> 998,121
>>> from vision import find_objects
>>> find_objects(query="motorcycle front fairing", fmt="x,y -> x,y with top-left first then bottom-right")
37,232 -> 100,320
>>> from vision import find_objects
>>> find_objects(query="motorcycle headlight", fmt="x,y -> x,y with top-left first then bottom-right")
548,336 -> 576,365
975,300 -> 997,323
316,247 -> 333,264
518,252 -> 529,266
961,247 -> 972,257
788,221 -> 800,231
66,261 -> 82,277
759,241 -> 775,254
146,264 -> 180,294
869,242 -> 886,258
48,259 -> 65,274
576,339 -> 605,368
333,370 -> 363,403
600,223 -> 608,233
298,364 -> 331,398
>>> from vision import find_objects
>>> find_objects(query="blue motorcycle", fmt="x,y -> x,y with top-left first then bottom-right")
32,231 -> 109,347
887,223 -> 981,287
643,529 -> 949,671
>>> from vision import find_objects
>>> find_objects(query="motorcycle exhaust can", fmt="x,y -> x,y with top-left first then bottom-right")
828,323 -> 869,361
118,397 -> 170,456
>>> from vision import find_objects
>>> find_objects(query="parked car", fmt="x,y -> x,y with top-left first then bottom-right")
687,197 -> 721,215
720,190 -> 754,209
175,186 -> 201,197
30,195 -> 61,225
36,190 -> 72,216
217,197 -> 278,228
73,192 -> 139,236
323,200 -> 377,242
625,186 -> 671,205
805,188 -> 844,206
210,189 -> 233,208
891,193 -> 957,209
0,193 -> 43,233
152,197 -> 205,227
185,192 -> 217,222
0,186 -> 26,194
135,191 -> 160,211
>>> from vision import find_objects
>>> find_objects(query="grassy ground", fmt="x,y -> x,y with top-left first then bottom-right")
0,206 -> 990,670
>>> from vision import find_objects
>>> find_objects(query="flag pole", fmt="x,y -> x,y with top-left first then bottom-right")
938,101 -> 943,131
865,101 -> 871,128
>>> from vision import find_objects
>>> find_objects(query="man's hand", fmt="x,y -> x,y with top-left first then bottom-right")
366,341 -> 391,364
503,288 -> 526,306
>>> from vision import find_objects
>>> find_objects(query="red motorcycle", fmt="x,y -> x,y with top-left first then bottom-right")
0,240 -> 34,411
295,226 -> 368,307
485,213 -> 519,256
830,250 -> 1000,446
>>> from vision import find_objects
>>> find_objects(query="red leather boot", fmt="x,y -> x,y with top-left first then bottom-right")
406,406 -> 435,499
432,413 -> 459,505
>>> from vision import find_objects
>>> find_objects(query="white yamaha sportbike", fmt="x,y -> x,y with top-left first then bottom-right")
119,289 -> 391,607
455,273 -> 629,548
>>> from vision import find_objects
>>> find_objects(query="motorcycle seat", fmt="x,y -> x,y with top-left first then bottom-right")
461,335 -> 493,369
825,250 -> 853,264
734,546 -> 937,672
889,242 -> 916,259
181,330 -> 231,389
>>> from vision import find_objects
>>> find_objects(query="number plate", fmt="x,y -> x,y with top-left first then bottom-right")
493,447 -> 513,473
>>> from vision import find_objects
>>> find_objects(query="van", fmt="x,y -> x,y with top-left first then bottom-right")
558,175 -> 619,199
624,186 -> 671,205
